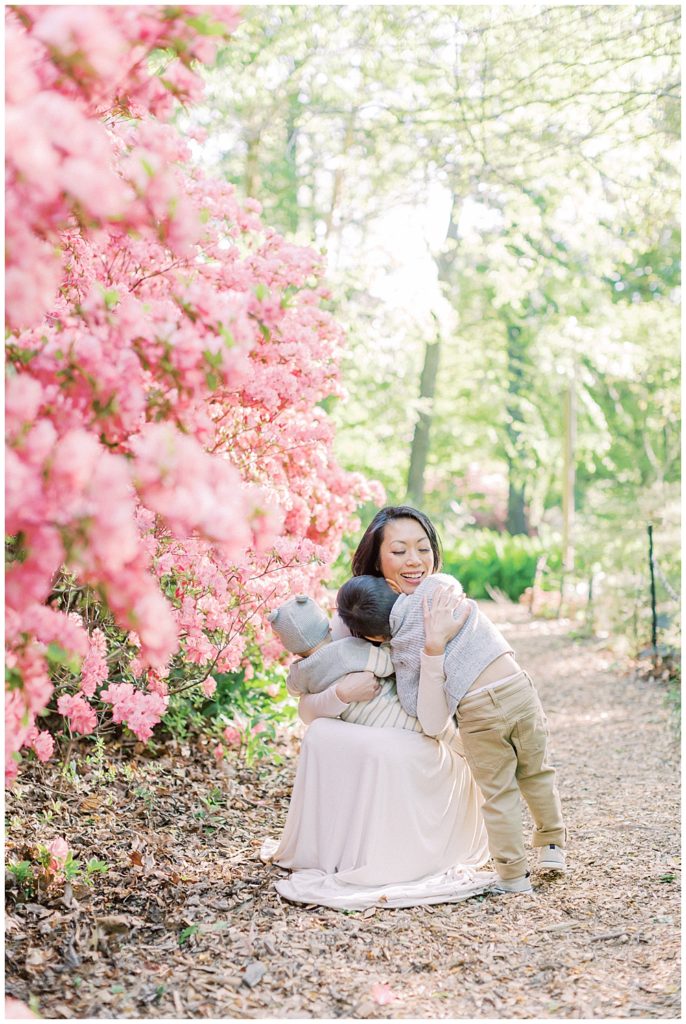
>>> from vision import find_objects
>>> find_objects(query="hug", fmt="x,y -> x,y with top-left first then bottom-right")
264,505 -> 566,907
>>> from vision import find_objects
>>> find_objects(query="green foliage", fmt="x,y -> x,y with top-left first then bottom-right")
9,847 -> 110,898
7,860 -> 35,897
185,3 -> 681,656
442,530 -> 561,601
179,925 -> 200,945
162,643 -> 295,764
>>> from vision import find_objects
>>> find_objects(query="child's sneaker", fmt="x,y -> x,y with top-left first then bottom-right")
537,844 -> 566,871
490,871 -> 533,894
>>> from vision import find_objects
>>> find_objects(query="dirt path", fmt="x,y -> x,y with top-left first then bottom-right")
6,604 -> 680,1019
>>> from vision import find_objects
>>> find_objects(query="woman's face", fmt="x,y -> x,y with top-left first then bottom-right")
378,517 -> 435,595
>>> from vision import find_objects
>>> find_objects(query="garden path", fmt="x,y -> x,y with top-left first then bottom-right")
6,603 -> 680,1019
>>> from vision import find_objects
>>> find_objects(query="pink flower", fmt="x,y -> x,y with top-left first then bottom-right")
31,730 -> 55,762
213,743 -> 224,762
57,693 -> 97,735
265,684 -> 281,698
5,996 -> 38,1019
100,683 -> 167,742
223,726 -> 242,747
46,837 -> 69,872
251,721 -> 267,736
4,3 -> 386,788
201,677 -> 217,698
80,628 -> 108,697
370,983 -> 399,1006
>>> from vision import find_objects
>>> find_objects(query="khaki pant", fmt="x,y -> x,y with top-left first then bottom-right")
456,671 -> 566,880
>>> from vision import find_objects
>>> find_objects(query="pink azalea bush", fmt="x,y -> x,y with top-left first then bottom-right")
5,6 -> 383,783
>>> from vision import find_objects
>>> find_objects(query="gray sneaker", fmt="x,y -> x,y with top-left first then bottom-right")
490,871 -> 533,894
537,844 -> 567,872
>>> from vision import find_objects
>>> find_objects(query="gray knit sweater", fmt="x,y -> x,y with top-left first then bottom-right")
286,637 -> 394,696
389,573 -> 513,716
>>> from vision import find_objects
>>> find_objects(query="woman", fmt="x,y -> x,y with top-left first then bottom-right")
262,506 -> 496,909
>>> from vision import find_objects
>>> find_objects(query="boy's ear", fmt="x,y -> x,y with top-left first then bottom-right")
384,577 -> 402,594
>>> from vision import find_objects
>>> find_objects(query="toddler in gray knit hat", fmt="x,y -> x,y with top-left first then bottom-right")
268,594 -> 394,699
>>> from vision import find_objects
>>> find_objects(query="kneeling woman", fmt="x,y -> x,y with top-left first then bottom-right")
262,507 -> 495,910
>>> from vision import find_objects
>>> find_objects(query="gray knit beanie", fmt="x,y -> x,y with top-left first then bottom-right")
268,595 -> 331,655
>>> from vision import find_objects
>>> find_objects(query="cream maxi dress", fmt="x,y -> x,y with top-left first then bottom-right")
261,642 -> 495,910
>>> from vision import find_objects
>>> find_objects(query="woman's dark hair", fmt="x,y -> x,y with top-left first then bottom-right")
336,576 -> 399,639
351,505 -> 442,578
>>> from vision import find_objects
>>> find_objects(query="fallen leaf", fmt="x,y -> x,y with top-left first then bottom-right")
371,982 -> 399,1005
242,961 -> 266,988
26,948 -> 51,967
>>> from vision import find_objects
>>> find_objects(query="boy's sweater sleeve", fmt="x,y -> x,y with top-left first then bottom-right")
416,652 -> 453,736
287,638 -> 393,697
298,688 -> 349,725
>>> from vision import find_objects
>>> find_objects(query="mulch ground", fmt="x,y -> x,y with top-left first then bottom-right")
5,602 -> 681,1020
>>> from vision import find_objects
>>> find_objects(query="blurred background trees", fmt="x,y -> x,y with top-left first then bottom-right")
187,4 -> 679,653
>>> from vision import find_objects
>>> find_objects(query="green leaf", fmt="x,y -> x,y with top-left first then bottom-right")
46,643 -> 82,673
179,924 -> 200,944
86,858 -> 109,876
218,323 -> 235,348
8,860 -> 34,884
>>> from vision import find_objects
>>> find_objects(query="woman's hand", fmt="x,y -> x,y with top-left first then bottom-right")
335,671 -> 382,704
423,585 -> 470,656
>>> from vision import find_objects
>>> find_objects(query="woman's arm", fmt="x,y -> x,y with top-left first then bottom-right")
297,671 -> 381,725
298,687 -> 349,725
416,585 -> 470,736
417,653 -> 452,736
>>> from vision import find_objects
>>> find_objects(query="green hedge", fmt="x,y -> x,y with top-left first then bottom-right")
442,530 -> 561,601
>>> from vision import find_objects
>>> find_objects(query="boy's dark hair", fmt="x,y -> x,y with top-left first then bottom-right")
351,505 -> 442,578
336,575 -> 400,640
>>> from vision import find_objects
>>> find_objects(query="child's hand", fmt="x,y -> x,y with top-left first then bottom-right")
423,585 -> 470,656
335,671 -> 382,704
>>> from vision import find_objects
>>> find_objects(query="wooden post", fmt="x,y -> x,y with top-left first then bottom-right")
561,369 -> 576,575
559,365 -> 576,615
647,523 -> 658,657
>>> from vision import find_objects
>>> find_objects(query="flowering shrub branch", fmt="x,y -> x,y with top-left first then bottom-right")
5,5 -> 383,783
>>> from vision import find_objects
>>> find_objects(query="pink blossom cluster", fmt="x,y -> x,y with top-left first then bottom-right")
6,5 -> 240,328
81,629 -> 109,698
100,683 -> 168,743
5,5 -> 383,783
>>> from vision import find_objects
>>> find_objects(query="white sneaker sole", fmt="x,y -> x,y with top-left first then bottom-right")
537,860 -> 567,872
490,883 -> 534,894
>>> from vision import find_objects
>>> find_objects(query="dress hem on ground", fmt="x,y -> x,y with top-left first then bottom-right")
261,717 -> 493,910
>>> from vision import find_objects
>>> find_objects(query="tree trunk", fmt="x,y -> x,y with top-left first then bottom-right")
244,130 -> 260,198
505,320 -> 529,536
283,93 -> 300,234
323,112 -> 356,239
406,325 -> 442,506
405,191 -> 463,506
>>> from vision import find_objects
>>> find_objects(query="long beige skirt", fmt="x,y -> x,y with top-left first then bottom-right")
261,718 -> 495,909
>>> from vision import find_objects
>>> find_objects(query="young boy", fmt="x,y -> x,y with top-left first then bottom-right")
267,594 -> 423,732
336,573 -> 567,892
